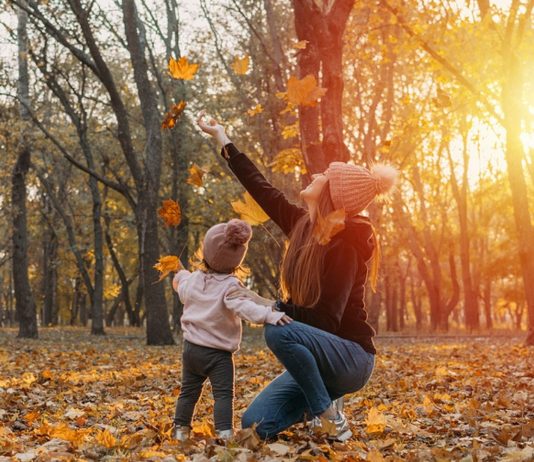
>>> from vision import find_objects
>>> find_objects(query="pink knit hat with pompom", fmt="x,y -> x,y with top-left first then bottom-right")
203,219 -> 252,273
326,162 -> 398,214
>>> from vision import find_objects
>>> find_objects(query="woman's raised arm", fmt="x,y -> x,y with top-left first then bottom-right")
197,112 -> 306,236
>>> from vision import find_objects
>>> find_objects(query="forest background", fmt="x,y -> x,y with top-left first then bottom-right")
1,0 -> 534,345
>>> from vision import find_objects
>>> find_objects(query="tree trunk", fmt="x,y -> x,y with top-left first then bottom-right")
446,137 -> 479,330
483,280 -> 493,330
293,0 -> 354,174
502,51 -> 534,345
13,3 -> 38,339
41,202 -> 58,326
123,0 -> 174,345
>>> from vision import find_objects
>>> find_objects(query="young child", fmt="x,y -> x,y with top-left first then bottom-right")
171,218 -> 291,441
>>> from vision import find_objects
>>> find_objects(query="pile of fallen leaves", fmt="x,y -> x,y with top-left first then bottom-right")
0,328 -> 532,461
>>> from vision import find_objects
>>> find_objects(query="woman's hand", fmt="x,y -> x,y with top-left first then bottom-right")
197,111 -> 231,146
276,314 -> 293,326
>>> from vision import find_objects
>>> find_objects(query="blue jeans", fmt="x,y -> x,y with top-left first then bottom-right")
241,321 -> 374,439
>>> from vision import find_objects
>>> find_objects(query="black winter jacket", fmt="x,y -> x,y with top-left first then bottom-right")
222,143 -> 377,354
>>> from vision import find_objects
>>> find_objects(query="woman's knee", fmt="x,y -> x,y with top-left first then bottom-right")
264,323 -> 293,350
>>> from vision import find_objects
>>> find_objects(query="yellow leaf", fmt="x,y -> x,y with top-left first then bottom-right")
95,429 -> 117,449
104,283 -> 121,301
158,199 -> 181,227
287,74 -> 327,107
367,449 -> 385,462
232,55 -> 249,75
247,104 -> 263,116
186,163 -> 206,187
168,56 -> 199,80
231,192 -> 269,226
192,418 -> 216,438
293,40 -> 309,49
313,209 -> 345,245
161,100 -> 186,130
365,406 -> 387,435
269,148 -> 307,174
154,256 -> 182,282
140,449 -> 168,459
282,121 -> 299,139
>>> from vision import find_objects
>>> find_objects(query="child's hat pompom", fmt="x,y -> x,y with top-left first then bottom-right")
371,164 -> 398,195
225,219 -> 252,245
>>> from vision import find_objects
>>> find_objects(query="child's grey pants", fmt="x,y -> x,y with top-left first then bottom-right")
174,340 -> 234,431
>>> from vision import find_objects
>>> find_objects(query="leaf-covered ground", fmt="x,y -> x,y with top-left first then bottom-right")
0,327 -> 532,461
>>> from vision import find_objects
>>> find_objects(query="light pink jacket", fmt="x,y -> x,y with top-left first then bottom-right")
172,270 -> 284,352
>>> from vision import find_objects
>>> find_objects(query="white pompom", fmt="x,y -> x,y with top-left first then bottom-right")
371,164 -> 398,195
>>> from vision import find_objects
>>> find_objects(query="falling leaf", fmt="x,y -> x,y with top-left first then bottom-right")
231,192 -> 269,226
186,163 -> 206,187
161,100 -> 186,130
287,74 -> 327,107
282,121 -> 299,139
153,256 -> 182,282
366,406 -> 387,435
232,55 -> 249,75
293,40 -> 309,49
247,104 -> 263,116
158,199 -> 181,227
269,147 -> 307,174
95,429 -> 117,449
313,208 -> 345,245
168,56 -> 199,80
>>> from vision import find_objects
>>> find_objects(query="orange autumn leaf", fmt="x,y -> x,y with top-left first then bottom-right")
161,100 -> 186,130
313,208 -> 345,245
231,192 -> 269,226
95,429 -> 117,448
247,104 -> 263,116
293,40 -> 309,49
287,74 -> 327,107
192,418 -> 216,437
232,55 -> 250,75
168,56 -> 199,80
186,163 -> 206,187
158,199 -> 181,227
154,255 -> 182,282
365,406 -> 387,435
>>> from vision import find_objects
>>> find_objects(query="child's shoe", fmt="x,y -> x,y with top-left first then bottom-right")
173,425 -> 191,441
216,429 -> 233,440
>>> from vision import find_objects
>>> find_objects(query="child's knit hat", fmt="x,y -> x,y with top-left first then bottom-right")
326,162 -> 398,215
203,219 -> 252,273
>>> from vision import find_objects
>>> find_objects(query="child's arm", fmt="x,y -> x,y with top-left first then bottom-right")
223,285 -> 290,325
172,270 -> 192,303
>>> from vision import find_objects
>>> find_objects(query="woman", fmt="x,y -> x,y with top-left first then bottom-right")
197,113 -> 397,441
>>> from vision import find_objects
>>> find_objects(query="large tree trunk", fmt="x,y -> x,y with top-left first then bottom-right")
502,51 -> 534,345
447,135 -> 479,330
13,3 -> 38,339
293,0 -> 354,173
123,0 -> 174,344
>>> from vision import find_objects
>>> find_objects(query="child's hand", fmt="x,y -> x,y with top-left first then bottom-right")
276,314 -> 292,326
226,286 -> 274,307
197,111 -> 231,146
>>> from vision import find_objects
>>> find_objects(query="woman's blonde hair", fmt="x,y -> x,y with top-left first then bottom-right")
279,181 -> 379,307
